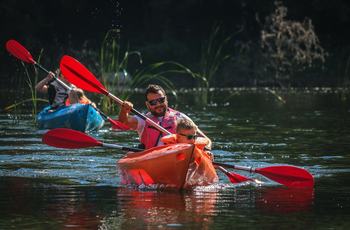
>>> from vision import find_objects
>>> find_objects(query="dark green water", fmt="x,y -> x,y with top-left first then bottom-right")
0,90 -> 349,229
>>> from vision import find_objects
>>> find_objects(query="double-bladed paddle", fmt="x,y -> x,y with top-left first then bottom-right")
5,39 -> 119,128
43,128 -> 253,184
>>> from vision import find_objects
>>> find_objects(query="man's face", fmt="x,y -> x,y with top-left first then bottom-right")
146,91 -> 168,117
176,128 -> 197,144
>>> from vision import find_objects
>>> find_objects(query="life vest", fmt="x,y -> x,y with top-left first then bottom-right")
161,134 -> 210,152
140,108 -> 180,149
48,80 -> 69,108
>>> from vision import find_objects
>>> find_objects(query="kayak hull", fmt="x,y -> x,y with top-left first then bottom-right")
37,104 -> 104,132
117,144 -> 218,190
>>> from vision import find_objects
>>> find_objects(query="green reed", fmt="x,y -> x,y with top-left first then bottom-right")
4,49 -> 47,119
191,23 -> 233,105
99,29 -> 196,114
99,29 -> 142,113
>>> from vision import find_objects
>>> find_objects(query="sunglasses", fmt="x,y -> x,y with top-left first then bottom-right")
178,133 -> 198,140
147,97 -> 166,106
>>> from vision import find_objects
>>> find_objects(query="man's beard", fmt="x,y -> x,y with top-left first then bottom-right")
150,105 -> 167,117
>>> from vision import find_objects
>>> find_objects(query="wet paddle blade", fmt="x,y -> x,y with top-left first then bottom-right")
217,166 -> 251,184
5,40 -> 35,64
60,55 -> 108,94
227,172 -> 251,183
111,119 -> 131,131
256,165 -> 314,188
42,128 -> 102,149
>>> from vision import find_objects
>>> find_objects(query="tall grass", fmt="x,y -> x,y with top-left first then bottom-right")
99,29 -> 142,113
199,23 -> 232,88
4,49 -> 48,119
191,23 -> 233,105
99,29 -> 196,114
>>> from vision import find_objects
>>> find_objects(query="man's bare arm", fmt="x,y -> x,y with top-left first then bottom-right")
118,101 -> 139,130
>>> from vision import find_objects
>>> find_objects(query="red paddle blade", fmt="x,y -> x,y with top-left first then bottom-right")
217,166 -> 251,184
60,55 -> 108,95
42,128 -> 102,149
5,40 -> 35,64
111,119 -> 131,131
256,166 -> 314,188
227,172 -> 251,184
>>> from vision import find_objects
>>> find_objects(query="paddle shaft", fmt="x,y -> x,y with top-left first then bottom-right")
216,165 -> 252,183
35,62 -> 73,90
217,165 -> 246,175
102,143 -> 142,152
106,92 -> 172,135
213,162 -> 255,172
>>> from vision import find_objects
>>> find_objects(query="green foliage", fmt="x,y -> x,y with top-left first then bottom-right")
99,29 -> 142,113
4,98 -> 48,112
196,23 -> 233,88
183,23 -> 233,105
5,49 -> 47,118
99,29 -> 196,114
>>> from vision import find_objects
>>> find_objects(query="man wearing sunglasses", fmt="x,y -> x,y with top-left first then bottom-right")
118,84 -> 212,150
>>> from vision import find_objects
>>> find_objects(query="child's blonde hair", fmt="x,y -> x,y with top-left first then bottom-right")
176,118 -> 197,132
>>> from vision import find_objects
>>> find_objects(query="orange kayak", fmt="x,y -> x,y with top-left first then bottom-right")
117,143 -> 218,190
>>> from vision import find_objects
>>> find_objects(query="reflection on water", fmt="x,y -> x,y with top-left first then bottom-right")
0,177 -> 317,229
110,188 -> 219,229
255,187 -> 314,213
0,90 -> 350,228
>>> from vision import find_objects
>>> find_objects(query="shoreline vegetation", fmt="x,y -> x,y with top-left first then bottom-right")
2,86 -> 349,114
2,2 -> 349,115
3,86 -> 350,95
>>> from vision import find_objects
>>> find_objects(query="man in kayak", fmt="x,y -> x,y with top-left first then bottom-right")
118,84 -> 212,149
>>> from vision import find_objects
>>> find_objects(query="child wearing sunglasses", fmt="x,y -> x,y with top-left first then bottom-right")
175,118 -> 200,144
161,118 -> 214,160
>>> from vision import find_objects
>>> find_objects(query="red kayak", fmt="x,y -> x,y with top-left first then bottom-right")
117,143 -> 218,190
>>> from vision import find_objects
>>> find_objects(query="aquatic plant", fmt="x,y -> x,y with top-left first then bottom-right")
99,29 -> 141,113
4,49 -> 48,118
99,29 -> 196,114
191,23 -> 233,105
